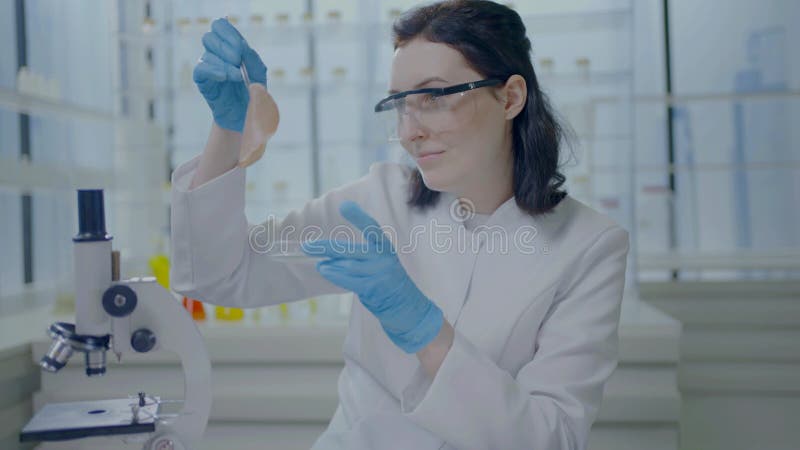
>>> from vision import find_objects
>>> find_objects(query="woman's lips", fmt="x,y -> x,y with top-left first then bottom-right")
416,151 -> 445,163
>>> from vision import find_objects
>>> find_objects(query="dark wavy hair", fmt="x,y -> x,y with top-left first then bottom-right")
393,0 -> 568,215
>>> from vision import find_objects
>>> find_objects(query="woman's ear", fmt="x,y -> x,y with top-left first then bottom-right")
502,74 -> 527,120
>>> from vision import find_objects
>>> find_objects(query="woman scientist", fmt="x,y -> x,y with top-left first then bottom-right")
171,1 -> 629,449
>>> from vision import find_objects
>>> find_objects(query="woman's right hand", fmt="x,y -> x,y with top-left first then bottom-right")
193,18 -> 267,133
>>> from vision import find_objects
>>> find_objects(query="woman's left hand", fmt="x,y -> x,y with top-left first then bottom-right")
301,201 -> 444,353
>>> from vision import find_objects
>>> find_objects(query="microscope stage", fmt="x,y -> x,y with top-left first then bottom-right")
20,397 -> 158,442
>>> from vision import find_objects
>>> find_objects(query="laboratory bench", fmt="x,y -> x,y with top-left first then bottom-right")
1,298 -> 681,450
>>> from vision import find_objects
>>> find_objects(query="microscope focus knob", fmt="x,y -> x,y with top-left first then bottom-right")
131,329 -> 157,353
102,285 -> 137,317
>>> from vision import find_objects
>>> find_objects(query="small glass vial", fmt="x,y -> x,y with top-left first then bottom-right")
327,10 -> 342,23
576,58 -> 591,81
260,305 -> 283,326
538,58 -> 555,79
176,17 -> 192,33
215,306 -> 245,322
250,14 -> 265,27
287,299 -> 313,324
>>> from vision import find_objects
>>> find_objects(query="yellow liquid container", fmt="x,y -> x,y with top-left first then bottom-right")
215,306 -> 245,321
149,255 -> 171,289
279,303 -> 290,323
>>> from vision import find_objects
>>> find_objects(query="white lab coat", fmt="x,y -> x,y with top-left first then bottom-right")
170,156 -> 629,450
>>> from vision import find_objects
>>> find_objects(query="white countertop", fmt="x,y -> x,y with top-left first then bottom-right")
8,298 -> 681,428
2,296 -> 679,364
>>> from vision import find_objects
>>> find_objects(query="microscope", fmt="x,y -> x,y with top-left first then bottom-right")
20,190 -> 212,450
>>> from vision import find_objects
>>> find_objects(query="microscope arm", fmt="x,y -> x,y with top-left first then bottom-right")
105,278 -> 212,450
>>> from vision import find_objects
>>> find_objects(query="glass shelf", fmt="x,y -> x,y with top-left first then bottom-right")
539,69 -> 633,86
116,69 -> 634,103
115,22 -> 387,45
116,80 -> 372,99
520,8 -> 632,34
170,137 -> 388,156
0,87 -> 116,123
594,160 -> 800,174
638,250 -> 800,271
591,89 -> 800,106
115,8 -> 632,46
0,158 -> 114,191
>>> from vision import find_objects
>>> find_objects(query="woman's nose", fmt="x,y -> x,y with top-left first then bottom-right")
397,111 -> 427,142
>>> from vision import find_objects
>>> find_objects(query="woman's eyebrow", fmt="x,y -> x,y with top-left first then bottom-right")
388,76 -> 449,94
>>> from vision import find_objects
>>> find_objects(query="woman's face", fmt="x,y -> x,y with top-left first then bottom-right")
388,38 -> 511,193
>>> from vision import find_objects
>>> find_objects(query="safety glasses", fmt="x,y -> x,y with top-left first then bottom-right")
374,78 -> 503,142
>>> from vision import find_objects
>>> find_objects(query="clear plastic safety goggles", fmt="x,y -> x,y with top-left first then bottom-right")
373,79 -> 503,142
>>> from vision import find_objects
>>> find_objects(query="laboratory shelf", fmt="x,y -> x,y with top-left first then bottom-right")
170,138 -> 385,155
538,69 -> 633,86
520,8 -> 632,34
118,69 -> 633,103
593,160 -> 800,174
591,89 -> 800,106
574,132 -> 633,141
0,87 -> 115,123
116,79 -> 375,99
115,7 -> 632,45
638,250 -> 800,271
115,22 -> 384,45
0,158 -> 114,192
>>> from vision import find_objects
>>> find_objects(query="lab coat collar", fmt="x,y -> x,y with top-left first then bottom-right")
418,191 -> 542,326
428,192 -> 577,334
437,191 -> 529,228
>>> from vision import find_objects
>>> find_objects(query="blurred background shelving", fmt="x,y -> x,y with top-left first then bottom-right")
1,0 -> 797,322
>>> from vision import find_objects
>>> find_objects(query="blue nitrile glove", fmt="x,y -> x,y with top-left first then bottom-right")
193,18 -> 267,132
301,201 -> 444,353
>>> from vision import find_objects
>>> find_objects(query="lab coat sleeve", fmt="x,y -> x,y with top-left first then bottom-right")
169,155 -> 395,308
400,226 -> 630,450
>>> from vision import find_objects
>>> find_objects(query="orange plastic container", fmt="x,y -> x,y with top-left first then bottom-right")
183,297 -> 206,321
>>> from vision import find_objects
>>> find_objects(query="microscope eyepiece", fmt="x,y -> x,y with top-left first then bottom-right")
74,190 -> 112,242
